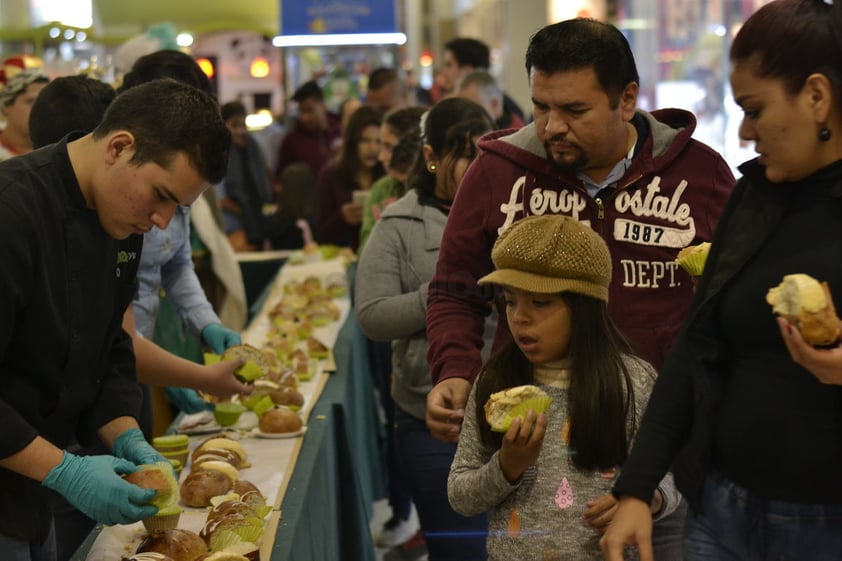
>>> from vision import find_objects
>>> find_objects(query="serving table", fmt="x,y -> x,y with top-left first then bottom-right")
73,257 -> 385,561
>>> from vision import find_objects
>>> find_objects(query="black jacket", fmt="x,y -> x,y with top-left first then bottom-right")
613,158 -> 842,511
0,139 -> 143,541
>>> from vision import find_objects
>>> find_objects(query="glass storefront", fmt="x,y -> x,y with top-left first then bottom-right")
615,0 -> 771,172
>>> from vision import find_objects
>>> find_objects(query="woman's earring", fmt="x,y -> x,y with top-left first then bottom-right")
427,163 -> 437,172
819,126 -> 832,142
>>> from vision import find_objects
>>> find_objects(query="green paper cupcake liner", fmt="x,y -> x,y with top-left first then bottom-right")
234,360 -> 265,383
491,396 -> 552,432
204,352 -> 222,365
137,461 -> 180,509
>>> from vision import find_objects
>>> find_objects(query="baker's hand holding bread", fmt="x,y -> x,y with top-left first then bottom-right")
768,273 -> 842,385
42,452 -> 159,525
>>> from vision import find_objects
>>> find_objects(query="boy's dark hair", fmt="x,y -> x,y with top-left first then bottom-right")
93,79 -> 229,184
730,0 -> 842,97
525,19 -> 639,109
119,49 -> 214,96
409,97 -> 494,199
474,293 -> 641,471
291,80 -> 323,103
444,37 -> 490,69
221,100 -> 247,122
29,75 -> 116,149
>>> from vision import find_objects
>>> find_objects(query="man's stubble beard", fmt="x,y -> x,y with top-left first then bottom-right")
543,142 -> 587,174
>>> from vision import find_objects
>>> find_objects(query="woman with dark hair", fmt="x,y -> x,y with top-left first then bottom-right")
358,105 -> 425,252
356,97 -> 496,560
603,1 -> 842,560
315,104 -> 385,250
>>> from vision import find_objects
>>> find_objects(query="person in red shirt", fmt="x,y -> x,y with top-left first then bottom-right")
315,105 -> 384,251
275,80 -> 342,182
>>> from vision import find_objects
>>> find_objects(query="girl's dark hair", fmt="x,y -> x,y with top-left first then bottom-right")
384,105 -> 425,137
389,128 -> 422,177
525,19 -> 639,109
408,97 -> 494,199
474,293 -> 637,471
334,104 -> 385,185
730,0 -> 842,99
382,105 -> 425,189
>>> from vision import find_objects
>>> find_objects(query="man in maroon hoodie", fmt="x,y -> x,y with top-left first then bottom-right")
426,18 -> 735,560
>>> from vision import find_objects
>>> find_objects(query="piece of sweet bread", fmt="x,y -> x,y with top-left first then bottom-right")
767,273 -> 842,346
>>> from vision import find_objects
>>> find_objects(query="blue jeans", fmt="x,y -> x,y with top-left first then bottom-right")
370,339 -> 413,521
0,523 -> 57,561
652,496 -> 687,561
394,407 -> 487,561
685,471 -> 842,561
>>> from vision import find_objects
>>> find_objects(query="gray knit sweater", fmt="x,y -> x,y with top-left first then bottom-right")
448,355 -> 679,560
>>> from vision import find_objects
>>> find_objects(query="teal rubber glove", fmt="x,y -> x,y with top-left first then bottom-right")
42,451 -> 158,525
201,323 -> 241,354
166,386 -> 213,414
112,428 -> 168,467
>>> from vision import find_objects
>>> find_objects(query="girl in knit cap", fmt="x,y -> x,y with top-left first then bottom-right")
447,214 -> 679,560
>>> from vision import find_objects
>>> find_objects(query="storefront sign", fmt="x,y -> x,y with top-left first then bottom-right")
281,0 -> 397,36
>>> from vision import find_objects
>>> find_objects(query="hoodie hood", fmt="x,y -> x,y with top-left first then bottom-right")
477,108 -> 699,185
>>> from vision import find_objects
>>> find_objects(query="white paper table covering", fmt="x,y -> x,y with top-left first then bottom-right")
84,256 -> 350,560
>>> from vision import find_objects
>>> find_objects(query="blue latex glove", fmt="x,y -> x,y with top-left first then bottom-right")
201,323 -> 241,354
42,451 -> 158,525
166,386 -> 213,413
112,428 -> 168,467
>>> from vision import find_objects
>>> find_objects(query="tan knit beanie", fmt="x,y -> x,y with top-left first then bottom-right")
477,215 -> 611,301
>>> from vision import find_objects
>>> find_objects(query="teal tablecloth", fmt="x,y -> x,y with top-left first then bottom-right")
268,309 -> 387,561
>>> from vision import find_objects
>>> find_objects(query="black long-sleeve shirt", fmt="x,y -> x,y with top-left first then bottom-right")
614,158 -> 842,510
0,138 -> 143,541
713,168 -> 842,502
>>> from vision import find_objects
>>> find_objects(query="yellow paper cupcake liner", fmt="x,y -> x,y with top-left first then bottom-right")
675,250 -> 708,277
491,396 -> 553,432
142,505 -> 182,533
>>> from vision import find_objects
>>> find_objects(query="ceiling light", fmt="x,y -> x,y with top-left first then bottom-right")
272,33 -> 407,47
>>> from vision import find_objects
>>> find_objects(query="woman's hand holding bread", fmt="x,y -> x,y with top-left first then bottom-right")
769,274 -> 842,385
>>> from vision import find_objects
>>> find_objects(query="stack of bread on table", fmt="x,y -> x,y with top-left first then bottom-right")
116,260 -> 351,561
265,276 -> 340,365
120,435 -> 266,561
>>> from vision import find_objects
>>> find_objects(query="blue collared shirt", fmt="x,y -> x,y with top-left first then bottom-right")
132,206 -> 219,338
